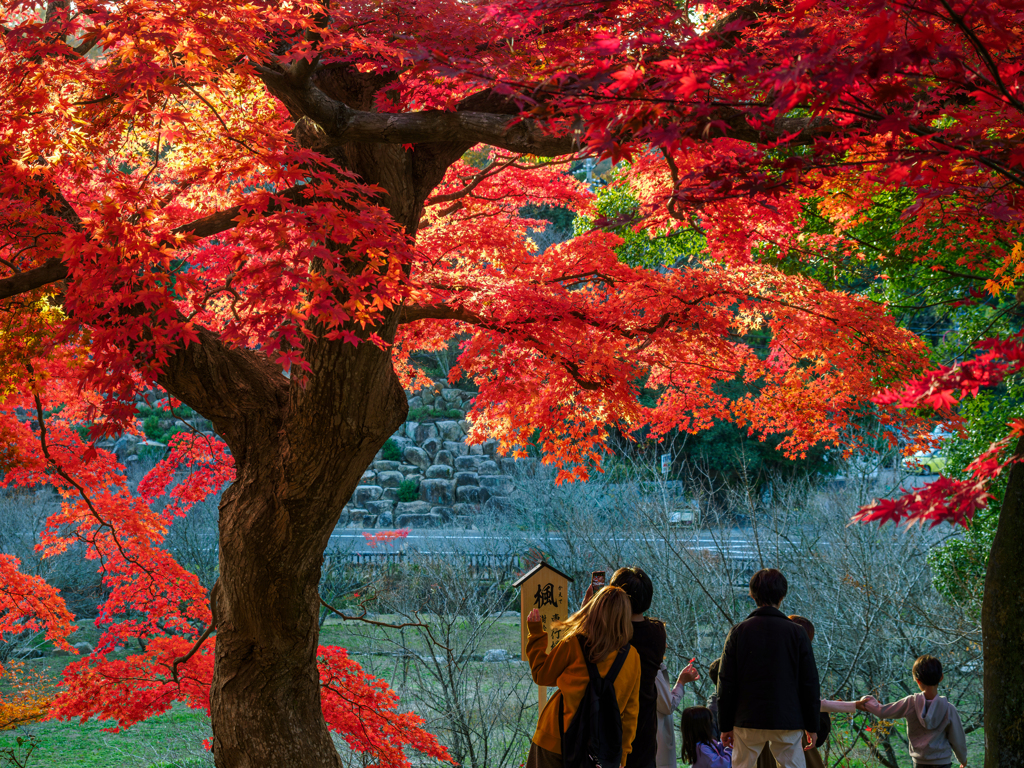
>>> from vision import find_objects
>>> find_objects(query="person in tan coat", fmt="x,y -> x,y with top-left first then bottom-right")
526,585 -> 642,768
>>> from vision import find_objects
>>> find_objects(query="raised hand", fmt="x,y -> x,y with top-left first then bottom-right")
677,659 -> 700,685
527,608 -> 541,622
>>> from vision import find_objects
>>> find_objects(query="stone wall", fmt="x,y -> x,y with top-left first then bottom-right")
342,381 -> 528,529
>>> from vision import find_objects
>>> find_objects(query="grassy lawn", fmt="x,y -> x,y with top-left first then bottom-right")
0,703 -> 211,768
2,616 -> 986,767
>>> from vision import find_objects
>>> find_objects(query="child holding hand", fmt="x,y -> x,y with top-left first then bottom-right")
680,706 -> 731,768
860,655 -> 967,768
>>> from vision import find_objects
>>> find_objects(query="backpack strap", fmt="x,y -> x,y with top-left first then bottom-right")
561,636 -> 631,739
582,638 -> 630,687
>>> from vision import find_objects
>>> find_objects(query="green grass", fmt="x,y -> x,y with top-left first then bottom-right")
0,703 -> 211,768
2,616 -> 988,767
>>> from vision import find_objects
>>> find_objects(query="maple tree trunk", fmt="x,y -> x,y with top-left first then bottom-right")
154,69 -> 457,767
982,436 -> 1024,768
159,325 -> 409,768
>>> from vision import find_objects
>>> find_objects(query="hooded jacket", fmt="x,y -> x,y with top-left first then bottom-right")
876,693 -> 967,766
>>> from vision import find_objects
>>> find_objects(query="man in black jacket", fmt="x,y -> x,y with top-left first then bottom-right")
717,569 -> 820,768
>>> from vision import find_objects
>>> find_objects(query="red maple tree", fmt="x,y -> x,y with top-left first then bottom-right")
0,0 -> 1019,765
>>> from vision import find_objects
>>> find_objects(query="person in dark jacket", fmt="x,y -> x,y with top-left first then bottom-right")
607,566 -> 667,768
717,569 -> 820,768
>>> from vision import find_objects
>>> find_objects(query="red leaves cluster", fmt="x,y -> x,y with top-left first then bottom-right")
363,529 -> 411,549
49,637 -> 451,768
405,152 -> 927,477
860,334 -> 1024,527
319,646 -> 453,767
138,431 -> 236,520
855,421 -> 1024,527
874,335 -> 1024,412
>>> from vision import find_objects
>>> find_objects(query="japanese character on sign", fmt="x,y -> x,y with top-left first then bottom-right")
533,582 -> 558,608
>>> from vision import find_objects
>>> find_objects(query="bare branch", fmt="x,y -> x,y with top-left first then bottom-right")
318,596 -> 452,652
170,623 -> 216,684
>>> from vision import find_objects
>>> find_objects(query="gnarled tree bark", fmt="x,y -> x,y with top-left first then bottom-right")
983,436 -> 1024,768
145,64 -> 520,768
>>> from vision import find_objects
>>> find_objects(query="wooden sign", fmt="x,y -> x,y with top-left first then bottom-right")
513,561 -> 574,720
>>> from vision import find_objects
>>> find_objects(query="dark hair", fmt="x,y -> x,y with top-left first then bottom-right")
788,615 -> 815,643
680,707 -> 716,764
708,658 -> 720,686
610,566 -> 653,614
749,568 -> 788,607
913,655 -> 943,686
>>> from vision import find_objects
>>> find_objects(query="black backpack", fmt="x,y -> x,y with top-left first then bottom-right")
558,637 -> 630,768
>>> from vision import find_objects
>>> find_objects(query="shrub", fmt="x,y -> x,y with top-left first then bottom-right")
143,414 -> 162,440
407,407 -> 463,421
381,439 -> 403,462
396,478 -> 419,502
407,407 -> 426,421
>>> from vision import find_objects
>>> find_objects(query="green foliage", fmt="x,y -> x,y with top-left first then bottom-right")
801,191 -> 1020,366
928,508 -> 995,619
381,439 -> 403,462
136,402 -> 197,447
575,179 -> 708,268
396,479 -> 420,503
407,407 -> 463,421
927,375 -> 1024,614
521,203 -> 575,236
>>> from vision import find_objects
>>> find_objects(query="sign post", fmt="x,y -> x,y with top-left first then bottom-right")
513,561 -> 574,723
660,452 -> 672,476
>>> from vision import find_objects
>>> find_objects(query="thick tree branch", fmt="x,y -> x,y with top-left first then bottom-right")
257,66 -> 580,156
327,106 -> 578,156
157,325 -> 289,460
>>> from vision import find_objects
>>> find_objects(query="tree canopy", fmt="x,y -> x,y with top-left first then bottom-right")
1,0 -> 1022,765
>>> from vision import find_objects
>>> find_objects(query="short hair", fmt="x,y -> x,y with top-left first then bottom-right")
749,568 -> 788,607
610,566 -> 653,614
708,658 -> 720,686
913,655 -> 943,686
788,615 -> 815,643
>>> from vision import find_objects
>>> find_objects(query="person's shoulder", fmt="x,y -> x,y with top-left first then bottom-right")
636,616 -> 666,633
623,644 -> 641,672
644,617 -> 667,638
631,618 -> 666,645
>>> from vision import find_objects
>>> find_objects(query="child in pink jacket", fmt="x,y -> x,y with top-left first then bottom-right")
863,655 -> 967,768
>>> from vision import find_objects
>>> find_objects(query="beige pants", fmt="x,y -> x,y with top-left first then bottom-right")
732,728 -> 806,768
757,745 -> 825,768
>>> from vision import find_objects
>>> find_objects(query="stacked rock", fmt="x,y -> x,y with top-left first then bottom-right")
342,380 -> 529,529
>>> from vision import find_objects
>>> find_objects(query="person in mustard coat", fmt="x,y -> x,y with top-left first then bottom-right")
525,585 -> 642,768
